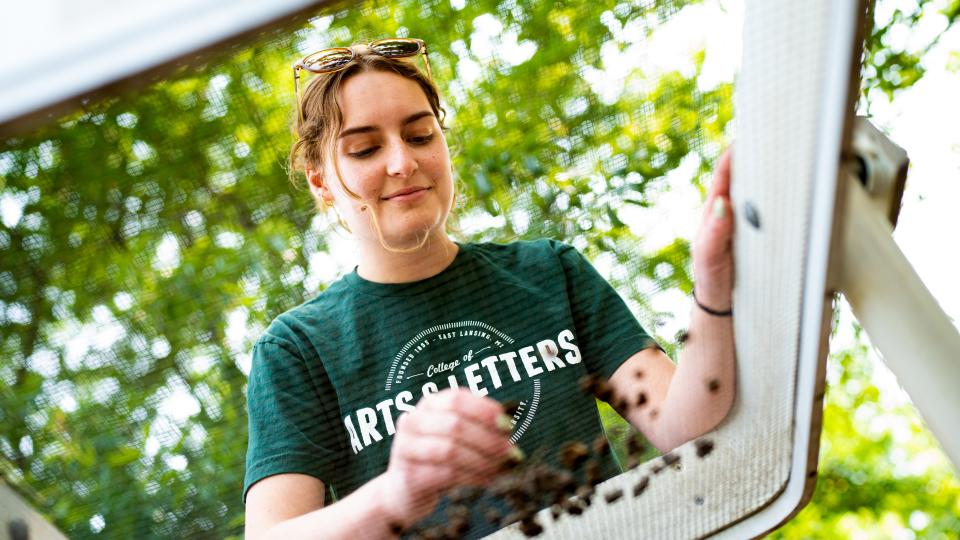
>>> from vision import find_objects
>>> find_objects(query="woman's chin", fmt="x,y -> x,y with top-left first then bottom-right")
375,223 -> 443,251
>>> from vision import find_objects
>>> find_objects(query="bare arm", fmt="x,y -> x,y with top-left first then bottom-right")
608,149 -> 736,451
608,309 -> 735,452
246,473 -> 400,540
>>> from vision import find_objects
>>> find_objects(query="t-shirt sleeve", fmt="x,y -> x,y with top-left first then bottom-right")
551,240 -> 661,380
243,335 -> 346,503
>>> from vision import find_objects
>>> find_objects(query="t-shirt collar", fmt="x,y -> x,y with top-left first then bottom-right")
344,242 -> 471,297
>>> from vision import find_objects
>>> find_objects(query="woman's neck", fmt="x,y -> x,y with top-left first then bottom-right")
355,232 -> 459,284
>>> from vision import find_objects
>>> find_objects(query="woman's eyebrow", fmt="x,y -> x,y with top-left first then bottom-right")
338,111 -> 434,139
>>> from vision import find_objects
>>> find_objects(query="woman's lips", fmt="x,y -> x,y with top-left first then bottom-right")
382,186 -> 430,202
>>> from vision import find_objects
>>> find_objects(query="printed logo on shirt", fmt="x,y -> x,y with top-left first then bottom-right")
340,321 -> 583,455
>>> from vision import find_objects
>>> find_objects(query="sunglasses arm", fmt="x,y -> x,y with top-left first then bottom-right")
423,50 -> 433,82
293,66 -> 304,133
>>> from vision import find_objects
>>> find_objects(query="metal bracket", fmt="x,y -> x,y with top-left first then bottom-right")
7,519 -> 29,540
847,116 -> 910,226
836,117 -> 960,470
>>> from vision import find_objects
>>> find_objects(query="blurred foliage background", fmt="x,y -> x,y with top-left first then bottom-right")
0,0 -> 957,538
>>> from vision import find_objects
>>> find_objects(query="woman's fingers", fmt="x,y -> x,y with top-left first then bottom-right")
418,387 -> 506,428
400,408 -> 512,458
693,149 -> 735,306
392,430 -> 505,484
382,390 -> 517,521
402,389 -> 514,466
387,389 -> 516,499
701,148 -> 733,223
699,149 -> 735,241
712,148 -> 732,198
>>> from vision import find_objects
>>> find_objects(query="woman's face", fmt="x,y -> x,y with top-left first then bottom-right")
310,69 -> 454,251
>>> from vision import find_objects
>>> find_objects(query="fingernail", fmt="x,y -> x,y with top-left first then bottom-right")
713,197 -> 726,220
501,446 -> 524,471
496,414 -> 513,433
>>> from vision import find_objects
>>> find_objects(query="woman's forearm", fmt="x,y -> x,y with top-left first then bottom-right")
656,305 -> 736,450
259,473 -> 399,540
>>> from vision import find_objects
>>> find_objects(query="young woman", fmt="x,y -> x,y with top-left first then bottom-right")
244,38 -> 736,540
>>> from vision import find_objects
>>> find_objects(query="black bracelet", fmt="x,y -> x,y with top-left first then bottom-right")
693,287 -> 733,317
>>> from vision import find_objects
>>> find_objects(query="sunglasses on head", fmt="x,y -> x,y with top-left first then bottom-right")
293,38 -> 432,131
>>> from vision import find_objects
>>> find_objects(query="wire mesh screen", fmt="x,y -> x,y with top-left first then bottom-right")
0,0 -> 737,538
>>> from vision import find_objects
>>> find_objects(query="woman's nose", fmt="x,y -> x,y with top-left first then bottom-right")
385,141 -> 418,178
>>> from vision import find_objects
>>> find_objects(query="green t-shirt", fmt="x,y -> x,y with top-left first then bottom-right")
243,239 -> 657,535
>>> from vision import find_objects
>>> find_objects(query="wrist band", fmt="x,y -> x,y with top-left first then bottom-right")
693,287 -> 733,317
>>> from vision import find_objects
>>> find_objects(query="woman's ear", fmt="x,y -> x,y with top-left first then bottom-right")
305,166 -> 334,204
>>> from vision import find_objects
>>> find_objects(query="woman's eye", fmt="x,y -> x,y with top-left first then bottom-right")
408,133 -> 434,145
347,146 -> 378,158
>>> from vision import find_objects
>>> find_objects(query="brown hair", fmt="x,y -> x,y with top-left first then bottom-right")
287,47 -> 447,208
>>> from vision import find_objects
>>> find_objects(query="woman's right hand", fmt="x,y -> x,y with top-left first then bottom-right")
377,388 -> 518,527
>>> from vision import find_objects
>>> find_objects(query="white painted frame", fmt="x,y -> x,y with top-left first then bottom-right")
716,0 -> 865,534
0,0 -> 330,135
0,482 -> 67,540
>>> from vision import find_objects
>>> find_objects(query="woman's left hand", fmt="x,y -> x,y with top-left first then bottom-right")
691,149 -> 735,311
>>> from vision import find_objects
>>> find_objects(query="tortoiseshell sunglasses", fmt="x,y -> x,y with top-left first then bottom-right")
293,38 -> 432,131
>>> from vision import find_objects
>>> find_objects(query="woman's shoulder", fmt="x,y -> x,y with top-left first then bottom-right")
256,276 -> 354,348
